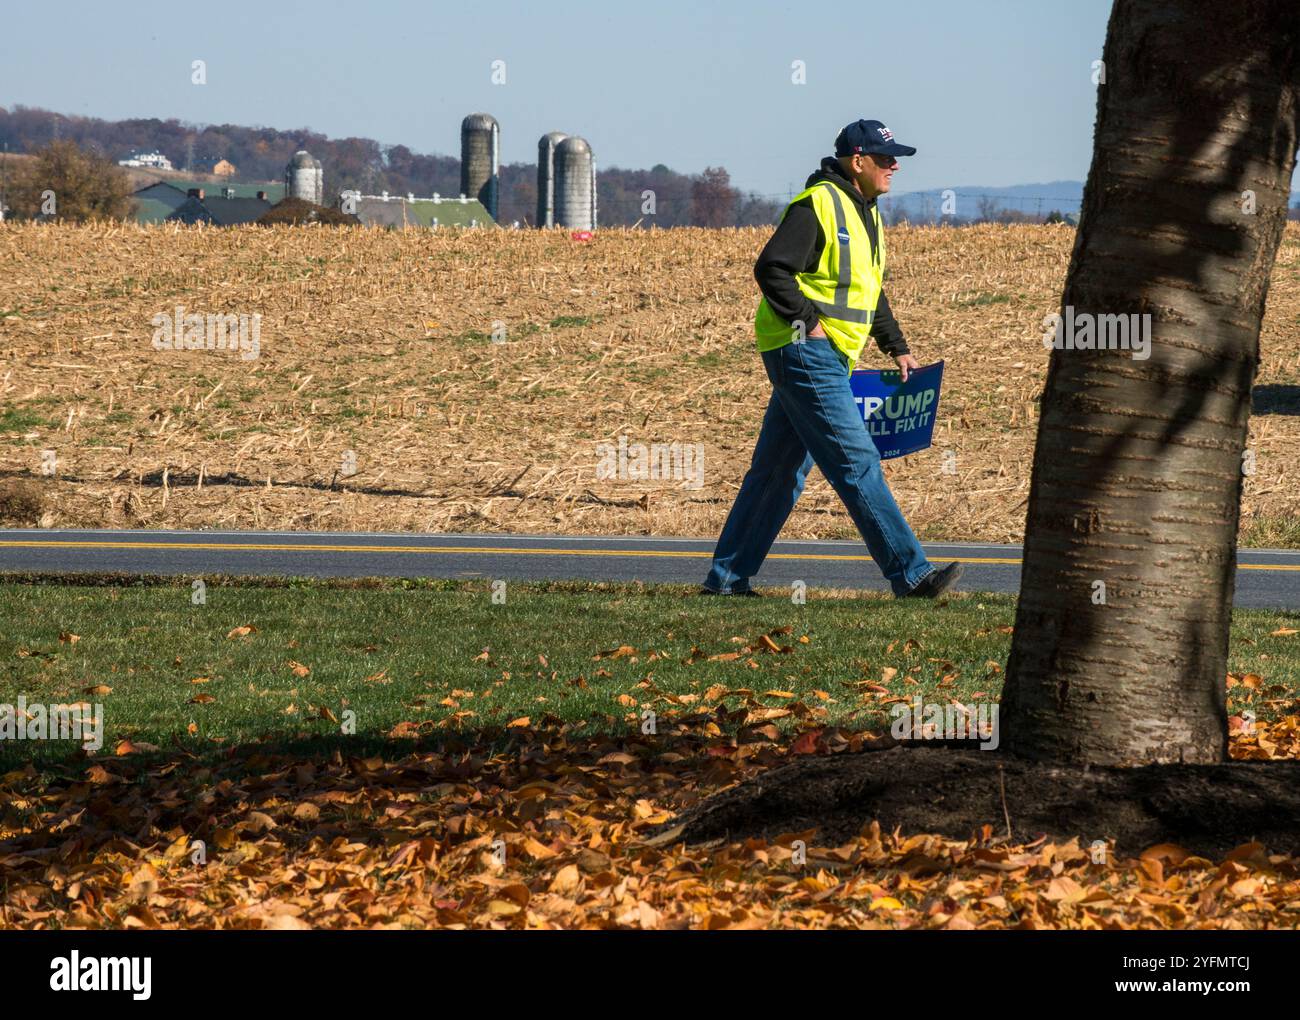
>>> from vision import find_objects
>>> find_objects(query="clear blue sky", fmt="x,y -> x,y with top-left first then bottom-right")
0,0 -> 1140,199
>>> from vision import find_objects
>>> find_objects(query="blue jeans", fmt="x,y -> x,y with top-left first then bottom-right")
704,338 -> 935,596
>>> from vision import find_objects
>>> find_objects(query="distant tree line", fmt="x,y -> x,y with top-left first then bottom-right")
0,106 -> 783,227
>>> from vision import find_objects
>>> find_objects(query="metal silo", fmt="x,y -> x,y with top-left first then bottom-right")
460,113 -> 499,221
285,150 -> 323,205
554,136 -> 595,230
536,131 -> 567,228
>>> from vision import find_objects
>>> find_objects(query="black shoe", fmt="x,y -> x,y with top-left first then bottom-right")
900,562 -> 963,599
698,587 -> 761,598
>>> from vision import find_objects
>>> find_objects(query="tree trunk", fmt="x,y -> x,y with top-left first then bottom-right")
1001,0 -> 1300,765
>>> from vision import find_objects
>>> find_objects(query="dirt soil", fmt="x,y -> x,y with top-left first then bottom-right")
650,743 -> 1300,859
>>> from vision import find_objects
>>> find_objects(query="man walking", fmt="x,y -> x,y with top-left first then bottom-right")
702,119 -> 962,599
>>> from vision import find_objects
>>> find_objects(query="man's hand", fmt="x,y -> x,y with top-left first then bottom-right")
894,353 -> 920,383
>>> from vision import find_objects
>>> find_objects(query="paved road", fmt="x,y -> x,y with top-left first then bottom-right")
2,529 -> 1300,608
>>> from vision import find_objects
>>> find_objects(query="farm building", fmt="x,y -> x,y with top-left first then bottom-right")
131,179 -> 286,223
339,191 -> 495,229
165,187 -> 274,225
118,150 -> 173,170
191,157 -> 239,177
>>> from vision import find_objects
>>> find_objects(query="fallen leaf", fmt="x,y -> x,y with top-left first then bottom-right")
790,730 -> 822,755
114,739 -> 159,755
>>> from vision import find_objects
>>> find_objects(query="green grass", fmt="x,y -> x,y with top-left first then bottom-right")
0,578 -> 1295,766
0,405 -> 53,433
1242,516 -> 1300,549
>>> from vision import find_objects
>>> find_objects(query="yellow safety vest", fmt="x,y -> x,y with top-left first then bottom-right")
754,181 -> 885,368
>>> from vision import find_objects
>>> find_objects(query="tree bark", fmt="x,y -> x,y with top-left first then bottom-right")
1001,0 -> 1300,765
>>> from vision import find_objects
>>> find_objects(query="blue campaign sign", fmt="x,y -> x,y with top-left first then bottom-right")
848,360 -> 944,459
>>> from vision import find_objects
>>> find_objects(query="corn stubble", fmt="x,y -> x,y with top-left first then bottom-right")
2,221 -> 1297,542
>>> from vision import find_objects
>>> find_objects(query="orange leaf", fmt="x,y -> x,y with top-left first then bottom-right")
550,864 -> 581,894
790,729 -> 822,755
114,739 -> 159,755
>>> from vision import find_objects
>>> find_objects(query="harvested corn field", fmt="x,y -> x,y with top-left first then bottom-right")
2,221 -> 1299,545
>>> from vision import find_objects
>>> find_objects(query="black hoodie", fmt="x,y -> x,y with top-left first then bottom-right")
754,157 -> 908,358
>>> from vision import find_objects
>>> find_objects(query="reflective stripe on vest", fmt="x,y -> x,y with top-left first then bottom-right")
809,185 -> 871,323
754,180 -> 886,365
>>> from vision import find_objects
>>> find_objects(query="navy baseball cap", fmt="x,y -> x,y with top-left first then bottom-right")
835,119 -> 917,158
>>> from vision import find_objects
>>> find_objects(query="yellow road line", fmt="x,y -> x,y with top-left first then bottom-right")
0,538 -> 1295,570
0,538 -> 1008,564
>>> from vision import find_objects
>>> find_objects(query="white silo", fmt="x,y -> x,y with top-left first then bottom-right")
460,113 -> 499,221
285,150 -> 324,205
536,131 -> 567,228
554,136 -> 595,230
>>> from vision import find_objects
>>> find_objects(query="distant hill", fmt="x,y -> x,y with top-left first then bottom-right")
883,181 -> 1084,224
885,180 -> 1300,224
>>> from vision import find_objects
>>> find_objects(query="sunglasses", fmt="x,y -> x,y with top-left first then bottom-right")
867,153 -> 899,168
